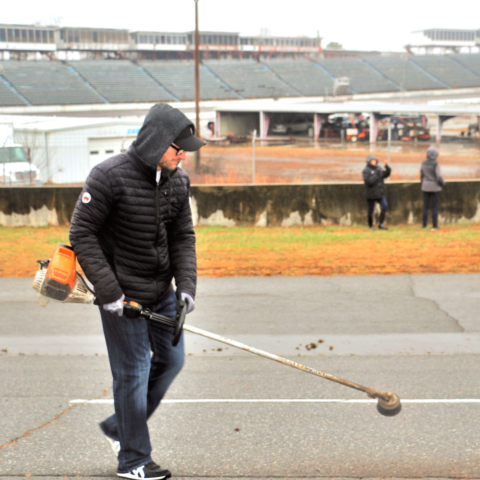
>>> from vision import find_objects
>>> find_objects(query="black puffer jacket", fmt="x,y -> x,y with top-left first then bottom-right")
69,104 -> 196,307
362,155 -> 391,199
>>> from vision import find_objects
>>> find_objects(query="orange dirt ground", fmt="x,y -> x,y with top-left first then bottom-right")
1,225 -> 479,278
181,143 -> 480,184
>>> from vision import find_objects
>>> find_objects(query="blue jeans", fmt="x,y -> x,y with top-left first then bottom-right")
367,197 -> 388,226
99,290 -> 184,472
423,191 -> 441,228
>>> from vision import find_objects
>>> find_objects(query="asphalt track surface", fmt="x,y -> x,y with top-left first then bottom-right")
1,274 -> 480,479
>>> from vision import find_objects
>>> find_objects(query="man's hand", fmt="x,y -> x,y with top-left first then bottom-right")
177,292 -> 195,314
103,294 -> 125,317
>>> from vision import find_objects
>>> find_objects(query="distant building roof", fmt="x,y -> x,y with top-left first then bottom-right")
413,28 -> 479,44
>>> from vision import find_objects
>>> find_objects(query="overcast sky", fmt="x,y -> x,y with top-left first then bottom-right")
3,0 -> 479,52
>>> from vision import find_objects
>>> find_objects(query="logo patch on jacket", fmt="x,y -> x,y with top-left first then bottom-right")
82,192 -> 92,204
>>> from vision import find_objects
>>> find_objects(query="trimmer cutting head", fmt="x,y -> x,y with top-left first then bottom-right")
376,392 -> 402,417
32,244 -> 95,306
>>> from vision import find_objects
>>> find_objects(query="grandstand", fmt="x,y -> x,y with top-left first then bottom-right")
317,57 -> 399,94
205,60 -> 300,99
0,61 -> 105,105
266,58 -> 335,96
0,77 -> 27,106
409,55 -> 480,88
363,55 -> 446,91
142,61 -> 238,101
71,61 -> 175,103
0,54 -> 480,108
451,53 -> 480,78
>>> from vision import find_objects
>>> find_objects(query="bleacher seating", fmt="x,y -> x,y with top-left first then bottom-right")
0,78 -> 28,106
0,62 -> 105,105
1,54 -> 479,107
265,58 -> 335,96
364,55 -> 445,91
316,58 -> 398,94
450,54 -> 480,79
410,55 -> 480,89
70,61 -> 175,103
141,61 -> 237,101
206,60 -> 299,98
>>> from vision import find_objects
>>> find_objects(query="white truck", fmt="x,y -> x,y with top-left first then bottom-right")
0,124 -> 41,186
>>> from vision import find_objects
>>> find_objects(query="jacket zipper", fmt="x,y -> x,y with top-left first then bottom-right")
155,179 -> 160,301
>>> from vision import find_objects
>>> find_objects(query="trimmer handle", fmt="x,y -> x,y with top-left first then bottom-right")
173,298 -> 187,347
123,301 -> 143,319
122,300 -> 186,347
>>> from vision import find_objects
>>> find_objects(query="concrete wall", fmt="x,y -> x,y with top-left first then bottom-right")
1,181 -> 479,227
0,187 -> 82,227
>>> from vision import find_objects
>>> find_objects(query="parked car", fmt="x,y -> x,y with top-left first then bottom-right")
271,116 -> 314,137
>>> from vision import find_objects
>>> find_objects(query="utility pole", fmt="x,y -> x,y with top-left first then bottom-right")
252,129 -> 256,184
194,0 -> 201,172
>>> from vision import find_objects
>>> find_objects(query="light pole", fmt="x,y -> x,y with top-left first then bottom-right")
194,0 -> 201,172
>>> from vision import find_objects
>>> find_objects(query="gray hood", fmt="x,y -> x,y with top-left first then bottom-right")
366,154 -> 378,165
133,104 -> 194,168
426,147 -> 439,163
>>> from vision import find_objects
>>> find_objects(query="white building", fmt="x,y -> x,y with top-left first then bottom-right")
1,115 -> 143,184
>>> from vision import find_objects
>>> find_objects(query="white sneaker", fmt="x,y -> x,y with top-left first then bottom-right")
117,461 -> 171,479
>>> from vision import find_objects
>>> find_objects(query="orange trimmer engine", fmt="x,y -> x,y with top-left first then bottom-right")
40,244 -> 76,301
32,244 -> 95,306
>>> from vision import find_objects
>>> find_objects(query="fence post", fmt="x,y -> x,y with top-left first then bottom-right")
252,129 -> 256,184
44,132 -> 50,183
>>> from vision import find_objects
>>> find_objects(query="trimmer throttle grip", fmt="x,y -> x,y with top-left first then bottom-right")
123,300 -> 185,347
123,301 -> 142,319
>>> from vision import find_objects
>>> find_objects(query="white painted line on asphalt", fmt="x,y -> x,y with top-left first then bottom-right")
69,398 -> 480,405
4,332 -> 480,356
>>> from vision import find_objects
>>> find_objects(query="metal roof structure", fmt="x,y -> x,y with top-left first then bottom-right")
0,115 -> 141,133
215,100 -> 480,116
214,96 -> 480,142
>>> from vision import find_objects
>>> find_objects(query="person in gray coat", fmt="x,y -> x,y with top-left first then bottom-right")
420,147 -> 445,230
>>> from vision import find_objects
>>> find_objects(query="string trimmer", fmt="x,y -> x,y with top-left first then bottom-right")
32,244 -> 402,417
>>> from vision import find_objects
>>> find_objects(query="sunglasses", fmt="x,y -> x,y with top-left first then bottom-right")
171,144 -> 185,156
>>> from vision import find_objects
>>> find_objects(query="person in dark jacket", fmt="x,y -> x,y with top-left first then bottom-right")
420,146 -> 445,230
362,154 -> 391,230
69,104 -> 206,480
